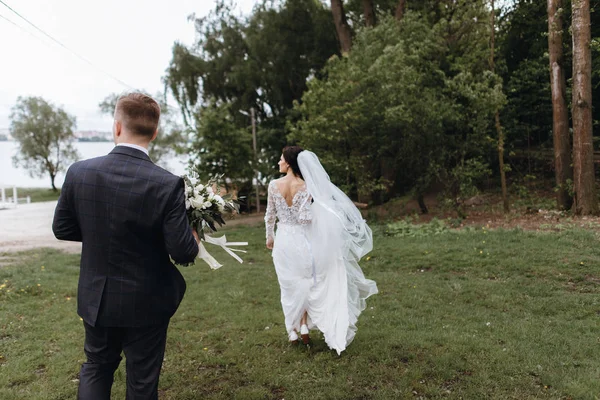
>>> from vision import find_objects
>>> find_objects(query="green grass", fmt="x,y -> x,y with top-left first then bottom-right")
11,188 -> 61,203
1,223 -> 600,399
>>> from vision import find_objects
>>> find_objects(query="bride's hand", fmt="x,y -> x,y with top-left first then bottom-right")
266,238 -> 274,250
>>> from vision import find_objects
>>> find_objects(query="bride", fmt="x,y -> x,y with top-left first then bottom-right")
265,146 -> 378,355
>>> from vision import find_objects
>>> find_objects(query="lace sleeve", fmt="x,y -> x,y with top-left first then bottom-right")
298,193 -> 312,225
265,181 -> 277,240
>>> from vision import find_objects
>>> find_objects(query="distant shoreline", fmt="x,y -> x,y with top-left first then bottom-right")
1,141 -> 187,188
0,137 -> 111,143
76,138 -> 111,142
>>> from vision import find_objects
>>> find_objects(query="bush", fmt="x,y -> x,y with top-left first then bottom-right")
385,217 -> 449,237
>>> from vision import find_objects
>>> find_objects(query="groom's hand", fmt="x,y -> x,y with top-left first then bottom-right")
192,229 -> 200,244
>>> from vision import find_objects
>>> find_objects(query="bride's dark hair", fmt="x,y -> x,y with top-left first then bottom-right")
282,146 -> 305,179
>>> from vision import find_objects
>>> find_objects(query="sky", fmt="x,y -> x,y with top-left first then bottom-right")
0,0 -> 256,132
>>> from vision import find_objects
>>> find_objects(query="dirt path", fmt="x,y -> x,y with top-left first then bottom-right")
223,213 -> 265,227
0,201 -> 82,254
372,192 -> 600,232
0,201 -> 264,254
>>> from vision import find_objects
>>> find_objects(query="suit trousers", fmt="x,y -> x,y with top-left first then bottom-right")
77,320 -> 169,400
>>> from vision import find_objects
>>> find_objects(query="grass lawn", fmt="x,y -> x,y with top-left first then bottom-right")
10,188 -> 61,203
1,222 -> 600,399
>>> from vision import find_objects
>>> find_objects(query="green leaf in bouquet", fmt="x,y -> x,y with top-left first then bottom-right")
203,215 -> 218,232
192,210 -> 204,220
214,214 -> 226,226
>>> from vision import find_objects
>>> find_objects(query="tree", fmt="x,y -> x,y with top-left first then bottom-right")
188,101 -> 253,188
331,0 -> 353,53
498,0 -> 558,151
571,0 -> 597,215
499,0 -> 600,152
490,0 -> 510,213
98,93 -> 186,166
165,0 -> 339,185
10,97 -> 79,191
290,14 -> 503,207
395,0 -> 406,20
362,0 -> 376,26
548,0 -> 573,210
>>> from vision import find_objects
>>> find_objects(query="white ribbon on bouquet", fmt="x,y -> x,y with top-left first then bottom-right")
197,234 -> 248,270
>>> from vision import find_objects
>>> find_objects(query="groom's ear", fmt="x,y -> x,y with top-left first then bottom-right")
150,129 -> 158,142
114,120 -> 123,138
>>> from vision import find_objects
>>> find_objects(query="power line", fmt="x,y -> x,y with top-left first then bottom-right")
0,12 -> 61,55
0,0 -> 136,90
0,1 -> 183,114
0,10 -> 18,29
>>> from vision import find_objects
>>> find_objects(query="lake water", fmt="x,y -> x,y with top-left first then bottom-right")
0,141 -> 189,188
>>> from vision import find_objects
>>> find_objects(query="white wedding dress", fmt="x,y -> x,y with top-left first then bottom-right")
265,151 -> 378,355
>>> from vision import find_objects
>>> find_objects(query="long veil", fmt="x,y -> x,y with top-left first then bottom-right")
298,151 -> 378,354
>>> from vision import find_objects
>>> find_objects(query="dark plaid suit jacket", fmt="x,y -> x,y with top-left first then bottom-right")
52,146 -> 199,327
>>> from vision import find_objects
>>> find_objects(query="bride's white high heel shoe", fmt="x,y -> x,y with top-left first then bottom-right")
289,330 -> 299,344
300,324 -> 310,344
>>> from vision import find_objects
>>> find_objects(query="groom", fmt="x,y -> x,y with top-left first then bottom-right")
53,92 -> 199,399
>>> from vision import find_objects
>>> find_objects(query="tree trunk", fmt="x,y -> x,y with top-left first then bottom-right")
572,0 -> 597,215
490,0 -> 509,213
50,173 -> 57,192
362,0 -> 376,27
495,112 -> 509,213
330,0 -> 353,54
395,0 -> 406,21
548,0 -> 573,210
417,193 -> 428,214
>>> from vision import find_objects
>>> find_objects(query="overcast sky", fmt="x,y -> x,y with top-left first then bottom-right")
0,0 -> 256,131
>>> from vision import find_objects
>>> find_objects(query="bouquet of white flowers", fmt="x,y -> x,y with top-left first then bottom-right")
182,173 -> 247,269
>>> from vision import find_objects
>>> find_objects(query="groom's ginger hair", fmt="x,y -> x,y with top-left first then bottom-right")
115,93 -> 161,138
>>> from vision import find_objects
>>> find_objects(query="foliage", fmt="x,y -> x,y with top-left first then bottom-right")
164,0 -> 339,185
504,57 -> 553,149
440,158 -> 493,217
498,0 -> 600,152
154,0 -> 600,207
290,11 -> 503,204
385,216 -> 449,237
187,101 -> 253,187
3,226 -> 600,398
98,93 -> 186,166
10,97 -> 80,191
